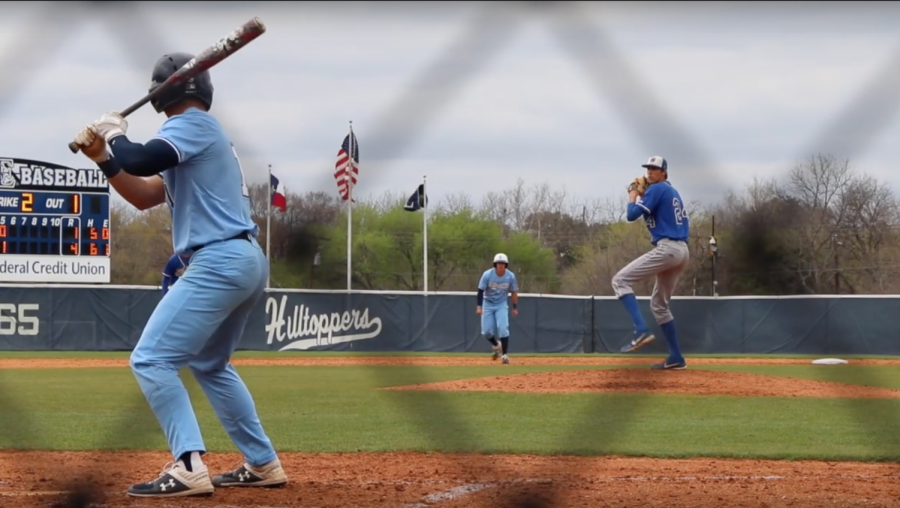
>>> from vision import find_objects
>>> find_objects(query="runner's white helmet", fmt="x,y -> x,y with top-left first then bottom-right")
493,253 -> 509,265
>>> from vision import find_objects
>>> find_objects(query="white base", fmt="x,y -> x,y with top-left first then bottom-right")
811,358 -> 848,365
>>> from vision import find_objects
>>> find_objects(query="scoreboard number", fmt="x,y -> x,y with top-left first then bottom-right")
0,158 -> 111,283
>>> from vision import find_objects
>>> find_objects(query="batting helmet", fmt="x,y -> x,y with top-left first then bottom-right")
149,52 -> 214,114
493,253 -> 509,266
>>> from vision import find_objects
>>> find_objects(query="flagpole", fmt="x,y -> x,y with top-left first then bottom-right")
346,121 -> 354,292
422,175 -> 429,349
422,174 -> 428,295
266,164 -> 272,289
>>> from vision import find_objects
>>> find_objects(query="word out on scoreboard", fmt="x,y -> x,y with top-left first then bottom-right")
0,158 -> 110,283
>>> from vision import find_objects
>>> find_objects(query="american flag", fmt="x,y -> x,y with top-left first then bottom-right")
334,132 -> 359,201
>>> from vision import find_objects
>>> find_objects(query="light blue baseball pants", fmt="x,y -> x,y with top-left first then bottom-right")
129,235 -> 278,467
481,302 -> 510,339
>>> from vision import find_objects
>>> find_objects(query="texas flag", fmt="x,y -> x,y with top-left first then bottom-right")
270,174 -> 287,212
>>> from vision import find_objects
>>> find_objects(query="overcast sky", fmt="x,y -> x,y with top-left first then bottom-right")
2,1 -> 900,211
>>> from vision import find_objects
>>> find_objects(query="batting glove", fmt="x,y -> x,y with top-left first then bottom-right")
74,125 -> 110,163
93,111 -> 128,142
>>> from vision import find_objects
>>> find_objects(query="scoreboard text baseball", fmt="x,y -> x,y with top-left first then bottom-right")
0,158 -> 111,283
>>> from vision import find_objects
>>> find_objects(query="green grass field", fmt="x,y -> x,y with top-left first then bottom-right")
3,352 -> 900,463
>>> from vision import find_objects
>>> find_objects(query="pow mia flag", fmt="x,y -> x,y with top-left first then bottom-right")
403,183 -> 427,212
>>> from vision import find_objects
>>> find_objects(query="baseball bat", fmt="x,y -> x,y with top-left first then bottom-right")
67,16 -> 267,154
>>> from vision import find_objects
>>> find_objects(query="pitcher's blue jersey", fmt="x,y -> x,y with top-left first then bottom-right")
154,107 -> 258,254
635,181 -> 690,245
478,268 -> 519,306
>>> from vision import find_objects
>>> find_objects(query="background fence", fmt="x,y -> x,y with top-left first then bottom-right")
0,285 -> 897,356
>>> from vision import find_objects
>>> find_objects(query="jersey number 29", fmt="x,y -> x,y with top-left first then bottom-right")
231,143 -> 249,198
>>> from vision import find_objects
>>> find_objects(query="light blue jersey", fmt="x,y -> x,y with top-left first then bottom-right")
130,106 -> 277,471
154,107 -> 258,254
478,268 -> 519,306
634,181 -> 690,245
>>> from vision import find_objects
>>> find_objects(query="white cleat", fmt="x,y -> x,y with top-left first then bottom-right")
501,354 -> 509,364
127,461 -> 215,498
212,458 -> 288,488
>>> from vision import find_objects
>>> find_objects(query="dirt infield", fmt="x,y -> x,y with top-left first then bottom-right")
385,368 -> 900,398
1,451 -> 900,508
3,355 -> 899,506
3,355 -> 899,369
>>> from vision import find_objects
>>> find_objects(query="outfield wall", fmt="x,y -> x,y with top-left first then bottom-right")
0,285 -> 896,356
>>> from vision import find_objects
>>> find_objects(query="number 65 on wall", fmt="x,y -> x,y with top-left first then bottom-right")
0,303 -> 39,336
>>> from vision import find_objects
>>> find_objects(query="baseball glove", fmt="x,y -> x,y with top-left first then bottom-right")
627,176 -> 650,195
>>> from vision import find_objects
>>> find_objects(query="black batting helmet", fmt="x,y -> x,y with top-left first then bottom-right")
149,52 -> 214,113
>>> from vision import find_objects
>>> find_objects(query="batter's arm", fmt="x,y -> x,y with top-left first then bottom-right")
510,291 -> 518,316
98,157 -> 166,210
109,137 -> 180,177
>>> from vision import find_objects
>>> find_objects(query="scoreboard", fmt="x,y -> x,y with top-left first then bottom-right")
0,158 -> 111,283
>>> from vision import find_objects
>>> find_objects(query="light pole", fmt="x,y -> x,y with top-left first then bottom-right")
310,251 -> 321,289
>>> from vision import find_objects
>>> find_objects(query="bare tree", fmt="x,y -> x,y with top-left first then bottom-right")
364,190 -> 408,214
506,178 -> 531,231
480,190 -> 511,231
833,174 -> 900,293
784,154 -> 855,293
596,195 -> 628,224
440,191 -> 475,215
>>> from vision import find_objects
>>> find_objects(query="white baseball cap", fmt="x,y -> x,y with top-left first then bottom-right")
642,156 -> 667,170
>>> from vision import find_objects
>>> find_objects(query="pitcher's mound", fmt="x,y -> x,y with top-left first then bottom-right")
385,368 -> 900,398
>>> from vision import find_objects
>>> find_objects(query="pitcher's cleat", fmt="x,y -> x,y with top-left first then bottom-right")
619,332 -> 655,353
651,358 -> 687,370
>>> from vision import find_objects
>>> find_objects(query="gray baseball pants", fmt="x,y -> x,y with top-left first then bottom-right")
611,238 -> 690,324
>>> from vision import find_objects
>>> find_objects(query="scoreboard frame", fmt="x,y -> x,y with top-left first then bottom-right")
0,158 -> 111,283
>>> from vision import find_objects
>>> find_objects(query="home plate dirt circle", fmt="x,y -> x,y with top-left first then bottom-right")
3,451 -> 900,508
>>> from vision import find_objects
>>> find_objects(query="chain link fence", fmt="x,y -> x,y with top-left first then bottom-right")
3,2 -> 900,507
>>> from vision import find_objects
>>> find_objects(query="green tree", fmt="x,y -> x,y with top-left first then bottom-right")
321,203 -> 425,290
560,220 -> 654,296
110,202 -> 172,285
501,231 -> 558,293
427,208 -> 504,290
317,201 -> 558,292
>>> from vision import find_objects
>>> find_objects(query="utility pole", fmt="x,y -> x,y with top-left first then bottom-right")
308,235 -> 330,289
832,234 -> 840,294
309,252 -> 321,289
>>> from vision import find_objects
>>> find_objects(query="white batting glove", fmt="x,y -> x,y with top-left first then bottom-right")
74,124 -> 110,163
93,111 -> 128,142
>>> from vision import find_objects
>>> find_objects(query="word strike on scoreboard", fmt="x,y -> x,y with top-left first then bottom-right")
0,158 -> 111,283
